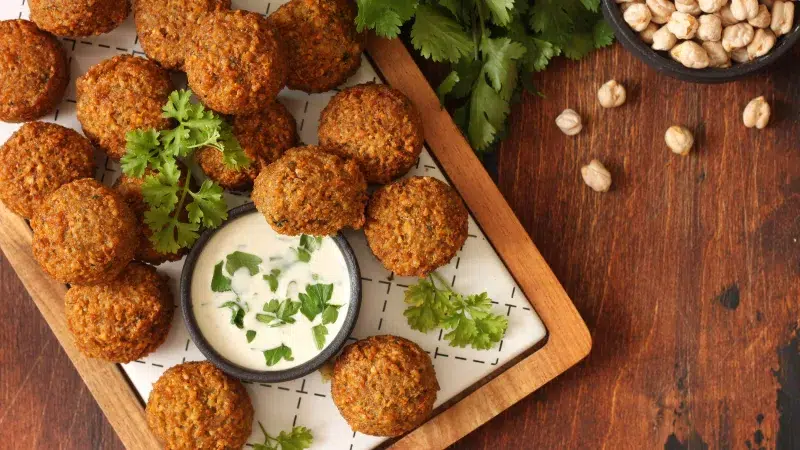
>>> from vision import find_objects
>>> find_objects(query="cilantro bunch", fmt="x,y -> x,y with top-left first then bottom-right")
121,90 -> 250,253
404,272 -> 508,350
355,0 -> 613,152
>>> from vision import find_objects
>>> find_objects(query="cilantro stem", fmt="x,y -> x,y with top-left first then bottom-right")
158,168 -> 193,241
429,271 -> 454,293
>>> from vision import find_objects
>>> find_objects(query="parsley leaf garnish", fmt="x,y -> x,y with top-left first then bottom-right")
298,283 -> 334,321
404,272 -> 508,350
246,330 -> 256,343
225,251 -> 263,276
294,235 -> 323,263
263,269 -> 281,292
311,324 -> 329,350
253,422 -> 313,450
220,301 -> 245,329
263,344 -> 294,367
211,261 -> 232,292
123,89 -> 250,253
256,299 -> 301,327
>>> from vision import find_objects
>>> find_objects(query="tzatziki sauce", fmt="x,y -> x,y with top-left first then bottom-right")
191,212 -> 351,371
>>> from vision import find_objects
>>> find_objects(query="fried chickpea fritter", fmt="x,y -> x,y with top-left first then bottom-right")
114,171 -> 188,264
365,176 -> 468,277
77,55 -> 174,159
146,361 -> 254,450
65,262 -> 173,362
31,178 -> 138,285
319,83 -> 424,184
197,101 -> 298,191
268,0 -> 365,93
252,146 -> 368,236
186,10 -> 287,115
332,335 -> 439,437
0,122 -> 95,219
134,0 -> 231,70
0,20 -> 69,122
29,0 -> 130,37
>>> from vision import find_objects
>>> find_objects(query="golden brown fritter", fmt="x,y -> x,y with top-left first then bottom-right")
29,0 -> 130,37
134,0 -> 231,70
146,361 -> 254,450
365,176 -> 468,277
0,19 -> 69,122
268,0 -> 365,93
0,122 -> 95,219
114,171 -> 188,265
319,83 -> 424,184
186,10 -> 287,115
65,262 -> 173,362
31,178 -> 138,285
252,146 -> 367,236
332,335 -> 439,437
197,101 -> 298,191
77,55 -> 174,159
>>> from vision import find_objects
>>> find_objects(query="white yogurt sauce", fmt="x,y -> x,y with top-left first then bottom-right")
191,212 -> 351,371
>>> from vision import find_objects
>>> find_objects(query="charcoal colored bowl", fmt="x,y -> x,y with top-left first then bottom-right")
602,0 -> 800,83
180,202 -> 361,383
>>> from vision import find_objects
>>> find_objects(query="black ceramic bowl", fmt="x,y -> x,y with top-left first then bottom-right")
180,202 -> 362,383
602,0 -> 800,83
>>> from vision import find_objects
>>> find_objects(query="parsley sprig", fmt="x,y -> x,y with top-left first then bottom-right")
356,0 -> 613,152
121,89 -> 250,253
404,272 -> 508,350
253,422 -> 313,450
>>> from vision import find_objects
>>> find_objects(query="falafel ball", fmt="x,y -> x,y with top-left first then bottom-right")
29,0 -> 130,37
65,262 -> 173,362
146,361 -> 254,450
77,55 -> 174,159
0,122 -> 95,219
196,101 -> 298,191
186,10 -> 287,115
252,146 -> 367,236
267,0 -> 365,93
31,178 -> 138,285
319,83 -> 424,184
134,0 -> 231,70
365,176 -> 468,277
0,20 -> 69,122
114,171 -> 188,265
332,335 -> 439,437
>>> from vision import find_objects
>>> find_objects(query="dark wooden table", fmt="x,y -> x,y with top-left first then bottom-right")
1,42 -> 798,449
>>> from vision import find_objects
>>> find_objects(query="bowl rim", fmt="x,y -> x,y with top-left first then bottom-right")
179,202 -> 362,383
601,0 -> 800,83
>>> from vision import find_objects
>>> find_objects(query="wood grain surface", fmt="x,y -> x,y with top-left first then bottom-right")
1,40 -> 798,449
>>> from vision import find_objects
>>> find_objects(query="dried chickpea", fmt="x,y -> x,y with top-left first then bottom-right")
731,47 -> 751,62
703,41 -> 732,67
647,0 -> 677,21
652,25 -> 679,50
670,41 -> 711,68
699,0 -> 727,13
743,96 -> 771,129
771,0 -> 795,36
748,4 -> 772,28
556,109 -> 583,136
668,11 -> 701,38
731,0 -> 760,21
747,28 -> 777,58
722,23 -> 755,51
719,5 -> 740,25
676,0 -> 702,15
665,126 -> 695,156
581,160 -> 612,193
640,22 -> 660,43
597,80 -> 627,108
697,14 -> 723,40
625,4 -> 654,31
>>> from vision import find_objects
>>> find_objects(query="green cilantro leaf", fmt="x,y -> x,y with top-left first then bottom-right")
410,4 -> 475,63
311,324 -> 328,350
144,206 -> 200,254
404,278 -> 454,332
321,304 -> 342,325
121,129 -> 161,178
186,180 -> 227,229
263,344 -> 294,367
484,0 -> 515,26
253,422 -> 313,450
437,71 -> 459,105
299,283 -> 334,321
481,37 -> 526,95
293,235 -> 322,263
211,261 -> 232,292
264,269 -> 281,292
256,299 -> 301,327
225,251 -> 263,276
246,330 -> 256,343
141,160 -> 182,210
220,301 -> 245,329
355,0 -> 419,38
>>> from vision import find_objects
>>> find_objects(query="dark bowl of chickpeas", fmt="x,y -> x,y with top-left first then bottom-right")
602,0 -> 800,83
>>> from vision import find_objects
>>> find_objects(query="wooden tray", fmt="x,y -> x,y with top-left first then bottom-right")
0,36 -> 591,450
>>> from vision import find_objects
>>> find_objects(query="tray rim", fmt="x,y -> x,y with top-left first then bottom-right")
0,35 -> 591,450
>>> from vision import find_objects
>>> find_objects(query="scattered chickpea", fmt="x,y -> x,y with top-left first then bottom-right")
652,25 -> 679,50
670,41 -> 711,68
625,4 -> 654,31
697,14 -> 723,41
703,40 -> 732,67
647,0 -> 678,22
771,0 -> 795,36
747,28 -> 777,58
668,11 -> 701,38
699,0 -> 727,13
675,0 -> 702,15
722,22 -> 755,51
640,22 -> 660,43
719,5 -> 740,25
731,0 -> 759,21
743,96 -> 771,129
748,4 -> 772,28
581,160 -> 613,193
665,126 -> 695,156
731,47 -> 751,62
597,80 -> 627,108
556,109 -> 583,136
